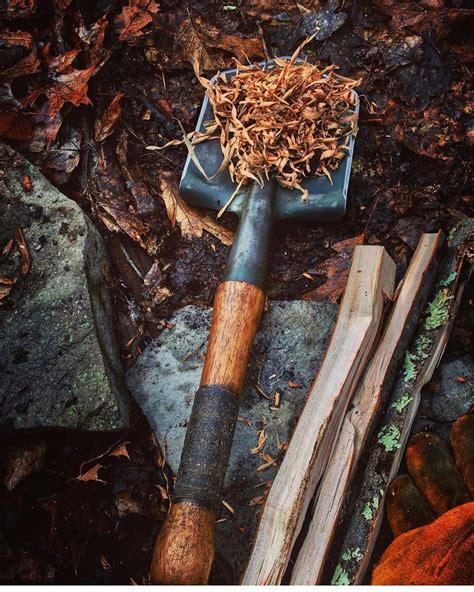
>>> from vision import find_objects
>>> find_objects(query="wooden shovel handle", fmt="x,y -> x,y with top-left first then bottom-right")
151,280 -> 265,584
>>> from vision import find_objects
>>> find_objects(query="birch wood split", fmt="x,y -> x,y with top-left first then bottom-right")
242,245 -> 396,585
329,220 -> 473,585
291,232 -> 444,585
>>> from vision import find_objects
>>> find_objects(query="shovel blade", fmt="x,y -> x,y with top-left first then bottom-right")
180,61 -> 359,221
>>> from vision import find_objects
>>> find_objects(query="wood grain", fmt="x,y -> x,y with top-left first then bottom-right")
150,501 -> 215,584
151,280 -> 265,585
329,221 -> 473,585
291,232 -> 443,584
242,246 -> 396,585
201,280 -> 265,392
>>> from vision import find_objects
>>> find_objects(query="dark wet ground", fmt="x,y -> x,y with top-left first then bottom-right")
0,0 -> 472,584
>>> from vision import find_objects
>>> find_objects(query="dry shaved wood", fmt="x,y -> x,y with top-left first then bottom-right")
242,246 -> 396,585
147,36 -> 360,208
291,232 -> 444,585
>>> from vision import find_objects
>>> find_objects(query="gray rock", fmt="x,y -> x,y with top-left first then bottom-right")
412,354 -> 474,442
300,0 -> 347,41
0,143 -> 130,432
127,300 -> 337,575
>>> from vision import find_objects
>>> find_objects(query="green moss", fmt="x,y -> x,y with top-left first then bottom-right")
439,271 -> 457,287
424,289 -> 451,331
362,502 -> 373,520
378,424 -> 401,452
362,495 -> 380,521
332,565 -> 351,586
414,335 -> 432,361
341,547 -> 363,562
403,352 -> 416,383
391,393 -> 413,413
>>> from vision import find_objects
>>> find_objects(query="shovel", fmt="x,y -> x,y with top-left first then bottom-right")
151,62 -> 359,585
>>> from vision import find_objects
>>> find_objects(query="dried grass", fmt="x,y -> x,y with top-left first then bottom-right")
149,37 -> 360,215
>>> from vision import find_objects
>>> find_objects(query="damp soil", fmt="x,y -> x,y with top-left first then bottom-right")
0,0 -> 472,584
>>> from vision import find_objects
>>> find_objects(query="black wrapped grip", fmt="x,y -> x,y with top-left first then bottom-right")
173,385 -> 239,508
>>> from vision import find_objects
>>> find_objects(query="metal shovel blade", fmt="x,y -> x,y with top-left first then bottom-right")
180,60 -> 359,222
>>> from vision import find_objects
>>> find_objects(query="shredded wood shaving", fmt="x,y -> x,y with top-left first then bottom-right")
148,36 -> 360,215
250,428 -> 268,455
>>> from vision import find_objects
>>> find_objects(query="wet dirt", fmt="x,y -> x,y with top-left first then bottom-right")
0,0 -> 472,584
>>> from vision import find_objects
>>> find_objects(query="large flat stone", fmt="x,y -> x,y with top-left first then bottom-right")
127,300 -> 337,575
0,143 -> 130,432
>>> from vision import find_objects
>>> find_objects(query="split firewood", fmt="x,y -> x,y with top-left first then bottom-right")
242,245 -> 396,585
291,232 -> 444,585
328,220 -> 473,586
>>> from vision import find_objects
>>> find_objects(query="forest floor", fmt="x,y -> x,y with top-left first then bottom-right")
0,0 -> 472,584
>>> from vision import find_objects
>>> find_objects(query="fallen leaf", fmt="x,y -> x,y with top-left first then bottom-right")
109,441 -> 130,459
303,234 -> 365,303
3,0 -> 37,19
75,463 -> 107,484
15,229 -> 30,275
174,13 -> 222,74
0,30 -> 40,82
5,443 -> 46,491
173,12 -> 264,75
27,104 -> 64,152
372,1 -> 472,39
115,492 -> 142,517
41,124 -> 83,184
0,276 -> 17,302
115,0 -> 160,44
98,203 -> 154,251
0,112 -> 33,141
288,380 -> 300,389
22,175 -> 33,192
95,92 -> 124,141
159,171 -> 233,246
194,16 -> 264,63
41,45 -> 95,116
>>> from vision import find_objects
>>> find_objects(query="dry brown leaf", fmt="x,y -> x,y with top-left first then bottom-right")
75,463 -> 106,484
303,233 -> 365,303
95,92 -> 124,142
0,277 -> 16,303
115,492 -> 142,517
159,171 -> 233,245
115,0 -> 160,44
0,112 -> 33,141
174,14 -> 221,75
22,175 -> 33,192
257,458 -> 277,472
5,443 -> 46,491
41,45 -> 95,116
109,442 -> 130,459
194,17 -> 264,63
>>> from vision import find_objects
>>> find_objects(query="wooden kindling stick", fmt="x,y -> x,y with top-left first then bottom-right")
242,245 -> 396,585
290,232 -> 444,585
327,220 -> 473,585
